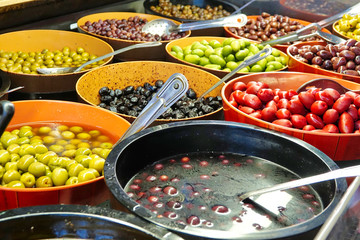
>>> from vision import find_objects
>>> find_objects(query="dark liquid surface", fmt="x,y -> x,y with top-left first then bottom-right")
124,152 -> 323,233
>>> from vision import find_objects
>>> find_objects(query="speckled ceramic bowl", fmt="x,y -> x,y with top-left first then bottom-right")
76,61 -> 223,125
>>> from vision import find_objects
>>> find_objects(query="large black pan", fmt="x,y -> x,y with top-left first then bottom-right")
0,204 -> 184,240
104,120 -> 347,240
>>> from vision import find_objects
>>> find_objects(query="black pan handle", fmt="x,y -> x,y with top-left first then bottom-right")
0,101 -> 14,136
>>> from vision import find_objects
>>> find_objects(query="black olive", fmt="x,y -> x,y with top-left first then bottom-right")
130,96 -> 139,103
115,89 -> 123,97
201,105 -> 213,113
99,86 -> 110,96
187,88 -> 197,99
143,89 -> 151,97
117,105 -> 129,113
100,95 -> 112,103
125,102 -> 133,108
215,96 -> 222,101
209,100 -> 220,108
132,105 -> 142,112
124,86 -> 134,94
109,106 -> 118,113
155,80 -> 164,88
187,101 -> 195,108
136,86 -> 143,93
144,82 -> 152,90
188,109 -> 198,118
162,108 -> 173,118
99,103 -> 107,108
109,89 -> 115,98
127,110 -> 137,116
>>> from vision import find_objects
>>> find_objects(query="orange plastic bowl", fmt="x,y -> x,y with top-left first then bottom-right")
76,61 -> 223,125
224,15 -> 330,53
77,12 -> 191,62
0,30 -> 114,94
165,36 -> 288,79
222,72 -> 360,161
0,100 -> 130,211
287,41 -> 360,84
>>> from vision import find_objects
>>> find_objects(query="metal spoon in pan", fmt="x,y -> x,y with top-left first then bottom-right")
37,41 -> 162,75
141,13 -> 247,36
296,78 -> 360,94
238,165 -> 360,202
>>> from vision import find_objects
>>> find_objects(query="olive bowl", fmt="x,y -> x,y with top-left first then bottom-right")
104,120 -> 347,240
0,100 -> 131,211
165,36 -> 288,80
76,61 -> 224,125
0,29 -> 114,94
76,12 -> 191,62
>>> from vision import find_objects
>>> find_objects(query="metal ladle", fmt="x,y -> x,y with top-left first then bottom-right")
37,42 -> 162,74
296,78 -> 360,94
238,165 -> 360,201
141,13 -> 247,36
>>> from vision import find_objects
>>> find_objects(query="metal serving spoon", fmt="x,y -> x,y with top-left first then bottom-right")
36,42 -> 162,74
142,13 -> 247,36
238,165 -> 360,201
199,47 -> 272,99
296,78 -> 360,94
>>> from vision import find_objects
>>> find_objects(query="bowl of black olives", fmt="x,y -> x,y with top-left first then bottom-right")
76,61 -> 224,125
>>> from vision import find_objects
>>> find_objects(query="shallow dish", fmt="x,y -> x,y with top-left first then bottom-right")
77,12 -> 191,61
166,36 -> 288,79
222,71 -> 360,161
76,61 -> 223,125
0,100 -> 130,211
332,19 -> 360,41
224,15 -> 330,53
0,30 -> 113,94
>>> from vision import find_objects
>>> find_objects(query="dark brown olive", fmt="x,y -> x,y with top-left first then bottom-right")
304,52 -> 315,61
317,50 -> 332,60
312,56 -> 323,65
332,57 -> 347,70
350,47 -> 360,56
339,50 -> 355,61
346,61 -> 356,70
321,60 -> 333,70
342,70 -> 359,76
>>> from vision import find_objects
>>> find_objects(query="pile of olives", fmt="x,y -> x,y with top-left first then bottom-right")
0,124 -> 113,188
149,0 -> 231,20
98,80 -> 222,119
334,14 -> 360,41
170,37 -> 287,72
0,47 -> 104,74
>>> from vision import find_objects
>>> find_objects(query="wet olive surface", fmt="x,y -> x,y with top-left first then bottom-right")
125,152 -> 323,233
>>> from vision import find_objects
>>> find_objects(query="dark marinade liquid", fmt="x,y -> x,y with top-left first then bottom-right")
124,152 -> 323,233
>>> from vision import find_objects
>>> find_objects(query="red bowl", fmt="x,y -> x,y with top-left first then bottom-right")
0,100 -> 131,211
221,72 -> 360,161
287,41 -> 360,84
224,15 -> 331,53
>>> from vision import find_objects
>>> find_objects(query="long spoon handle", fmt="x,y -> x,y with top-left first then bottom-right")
238,165 -> 360,201
199,47 -> 272,99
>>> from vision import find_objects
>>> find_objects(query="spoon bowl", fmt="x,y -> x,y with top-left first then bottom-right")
142,13 -> 247,36
296,78 -> 360,94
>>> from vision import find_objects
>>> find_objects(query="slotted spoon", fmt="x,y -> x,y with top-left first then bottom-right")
296,78 -> 360,94
141,13 -> 247,36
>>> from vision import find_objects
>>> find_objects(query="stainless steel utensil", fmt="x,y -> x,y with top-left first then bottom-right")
141,13 -> 247,36
261,2 -> 360,46
37,42 -> 162,74
117,73 -> 189,143
199,47 -> 272,99
296,78 -> 360,94
238,165 -> 360,201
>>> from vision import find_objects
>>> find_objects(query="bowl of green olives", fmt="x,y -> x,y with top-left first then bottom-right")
165,36 -> 288,80
0,30 -> 114,94
0,100 -> 131,211
333,14 -> 360,41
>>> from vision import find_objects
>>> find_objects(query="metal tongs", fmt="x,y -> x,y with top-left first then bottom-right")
117,73 -> 189,143
262,2 -> 360,46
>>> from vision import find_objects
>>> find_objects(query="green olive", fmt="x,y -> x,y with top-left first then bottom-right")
78,169 -> 97,183
7,180 -> 25,188
68,163 -> 85,177
75,147 -> 91,156
0,149 -> 11,165
89,157 -> 105,174
66,176 -> 79,185
17,154 -> 35,172
51,167 -> 68,186
5,161 -> 18,171
75,155 -> 91,168
20,172 -> 36,188
18,144 -> 36,156
2,169 -> 21,184
36,176 -> 53,188
0,165 -> 5,180
28,161 -> 46,177
36,151 -> 57,165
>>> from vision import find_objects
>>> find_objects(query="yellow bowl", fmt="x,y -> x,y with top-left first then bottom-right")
0,30 -> 114,94
76,61 -> 223,125
165,36 -> 288,79
332,20 -> 360,41
77,12 -> 191,62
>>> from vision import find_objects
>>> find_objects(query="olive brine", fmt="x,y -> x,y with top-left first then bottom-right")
98,80 -> 222,119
